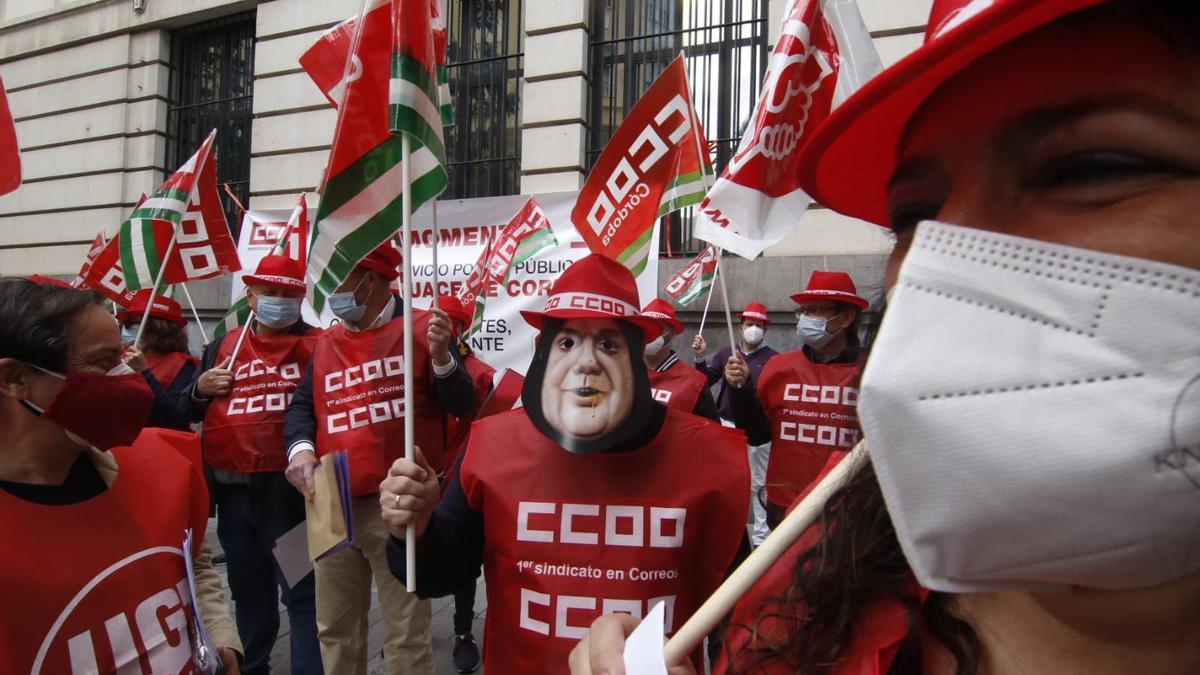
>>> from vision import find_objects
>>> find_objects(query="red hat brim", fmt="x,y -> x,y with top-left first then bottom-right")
116,308 -> 187,327
789,291 -> 869,310
242,273 -> 306,290
521,309 -> 664,342
796,0 -> 1103,227
737,312 -> 772,324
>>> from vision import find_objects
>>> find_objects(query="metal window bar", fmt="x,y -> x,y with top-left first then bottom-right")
166,12 -> 256,233
443,0 -> 524,199
588,0 -> 768,257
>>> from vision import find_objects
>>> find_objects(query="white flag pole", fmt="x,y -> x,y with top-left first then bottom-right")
697,253 -> 719,335
431,200 -> 440,308
681,50 -> 738,352
663,441 -> 870,664
400,134 -> 418,592
177,282 -> 210,345
134,226 -> 180,348
227,310 -> 255,365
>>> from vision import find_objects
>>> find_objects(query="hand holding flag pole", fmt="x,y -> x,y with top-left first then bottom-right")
400,133 -> 418,593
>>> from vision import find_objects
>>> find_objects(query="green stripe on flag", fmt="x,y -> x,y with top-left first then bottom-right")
616,226 -> 654,278
213,296 -> 251,340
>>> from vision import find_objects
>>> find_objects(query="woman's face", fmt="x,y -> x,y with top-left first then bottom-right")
540,318 -> 635,440
885,8 -> 1200,286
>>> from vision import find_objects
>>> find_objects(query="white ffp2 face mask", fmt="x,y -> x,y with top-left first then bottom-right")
860,220 -> 1200,593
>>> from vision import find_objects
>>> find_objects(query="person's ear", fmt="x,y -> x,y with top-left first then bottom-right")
0,358 -> 33,400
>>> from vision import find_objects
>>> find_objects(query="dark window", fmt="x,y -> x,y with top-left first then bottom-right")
443,0 -> 524,198
166,11 -> 255,232
588,0 -> 768,256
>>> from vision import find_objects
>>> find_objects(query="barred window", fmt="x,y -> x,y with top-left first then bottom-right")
588,0 -> 768,256
166,11 -> 255,232
443,0 -> 524,198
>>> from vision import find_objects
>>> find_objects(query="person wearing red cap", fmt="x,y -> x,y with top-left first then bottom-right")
435,294 -> 495,673
724,270 -> 868,530
641,298 -> 718,421
573,2 -> 1200,674
691,301 -> 778,546
282,244 -> 475,675
157,255 -> 324,675
379,254 -> 750,674
116,289 -> 199,431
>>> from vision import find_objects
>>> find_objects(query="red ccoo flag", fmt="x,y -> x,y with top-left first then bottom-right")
0,75 -> 20,195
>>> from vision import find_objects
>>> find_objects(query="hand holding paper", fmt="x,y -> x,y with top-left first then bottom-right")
304,450 -> 354,561
567,603 -> 696,675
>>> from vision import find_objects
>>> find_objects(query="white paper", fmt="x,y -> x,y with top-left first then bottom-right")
272,521 -> 314,588
622,602 -> 669,675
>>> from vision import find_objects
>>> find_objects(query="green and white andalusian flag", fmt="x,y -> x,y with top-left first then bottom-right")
305,0 -> 447,312
663,244 -> 719,306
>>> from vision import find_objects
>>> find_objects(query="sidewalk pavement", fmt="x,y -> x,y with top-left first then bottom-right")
206,518 -> 487,675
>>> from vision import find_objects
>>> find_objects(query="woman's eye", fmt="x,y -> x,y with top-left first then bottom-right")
1029,151 -> 1180,189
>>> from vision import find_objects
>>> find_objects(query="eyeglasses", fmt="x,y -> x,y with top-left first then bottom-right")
795,305 -> 843,319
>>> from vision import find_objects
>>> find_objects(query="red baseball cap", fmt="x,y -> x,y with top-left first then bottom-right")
357,243 -> 402,280
738,302 -> 771,324
242,255 -> 305,290
521,254 -> 662,339
797,0 -> 1104,227
117,289 -> 186,326
437,295 -> 473,328
790,270 -> 869,310
641,298 -> 684,335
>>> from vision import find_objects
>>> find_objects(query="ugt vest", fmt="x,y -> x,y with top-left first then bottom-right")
202,326 -> 320,473
757,350 -> 863,507
0,443 -> 210,674
459,407 -> 749,673
313,310 -> 447,496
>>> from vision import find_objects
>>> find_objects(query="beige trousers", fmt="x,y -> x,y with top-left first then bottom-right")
315,494 -> 433,675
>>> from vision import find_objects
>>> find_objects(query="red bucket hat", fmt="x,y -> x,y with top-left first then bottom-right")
797,0 -> 1104,227
521,254 -> 662,340
117,289 -> 186,326
358,243 -> 402,281
737,302 -> 772,324
790,270 -> 869,310
242,255 -> 306,290
641,298 -> 684,335
437,295 -> 473,328
28,274 -> 73,289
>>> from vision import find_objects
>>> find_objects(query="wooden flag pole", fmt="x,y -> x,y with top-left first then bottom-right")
227,310 -> 255,366
133,226 -> 180,348
681,49 -> 737,352
400,133 -> 418,593
177,282 -> 210,345
662,441 -> 870,665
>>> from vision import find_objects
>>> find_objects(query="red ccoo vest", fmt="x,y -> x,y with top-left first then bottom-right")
147,351 -> 197,390
202,326 -> 321,473
648,359 -> 708,412
312,311 -> 447,496
459,407 -> 749,674
0,442 -> 210,674
757,350 -> 863,507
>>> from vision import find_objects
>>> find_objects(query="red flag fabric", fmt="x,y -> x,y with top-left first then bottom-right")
301,17 -> 359,108
82,236 -> 137,307
71,231 -> 109,288
0,75 -> 20,196
570,56 -> 710,276
663,243 -> 719,306
458,198 -> 554,326
162,135 -> 240,283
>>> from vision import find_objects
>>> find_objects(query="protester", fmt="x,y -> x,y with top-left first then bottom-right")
283,244 -> 474,675
571,1 -> 1200,673
380,254 -> 750,673
437,294 -> 495,674
642,298 -> 718,421
724,270 -> 867,526
177,256 -> 323,675
693,301 -> 778,546
118,289 -> 199,430
0,277 -> 242,672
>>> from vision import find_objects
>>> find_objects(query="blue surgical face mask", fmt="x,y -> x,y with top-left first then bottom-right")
797,314 -> 839,349
120,324 -> 138,347
328,275 -> 368,324
255,295 -> 302,328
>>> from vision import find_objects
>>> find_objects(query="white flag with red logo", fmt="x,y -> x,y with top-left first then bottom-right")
694,0 -> 881,259
117,130 -> 241,290
71,230 -> 109,288
663,244 -> 719,306
0,75 -> 19,196
571,55 -> 713,277
459,197 -> 557,335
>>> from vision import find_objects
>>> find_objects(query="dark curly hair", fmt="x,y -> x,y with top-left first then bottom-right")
0,277 -> 103,371
138,315 -> 190,356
